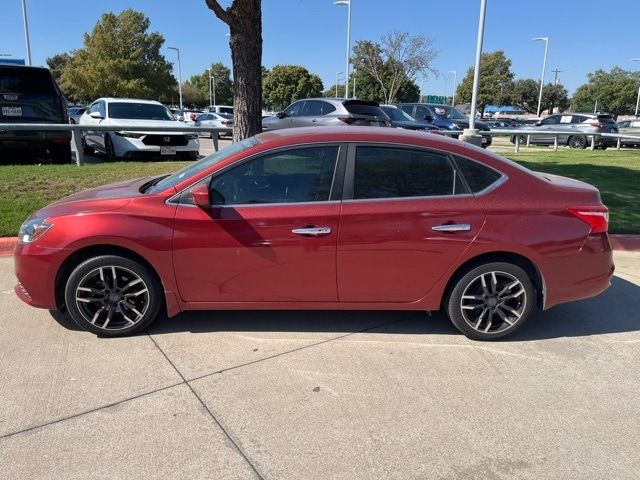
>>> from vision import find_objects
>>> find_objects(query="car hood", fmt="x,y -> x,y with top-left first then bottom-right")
34,176 -> 155,219
391,120 -> 429,130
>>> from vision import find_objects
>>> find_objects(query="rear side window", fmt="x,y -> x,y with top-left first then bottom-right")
343,101 -> 385,117
0,68 -> 56,95
572,115 -> 588,123
353,147 -> 467,200
210,146 -> 339,205
453,155 -> 502,193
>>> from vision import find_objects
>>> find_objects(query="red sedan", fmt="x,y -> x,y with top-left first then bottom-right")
14,127 -> 614,340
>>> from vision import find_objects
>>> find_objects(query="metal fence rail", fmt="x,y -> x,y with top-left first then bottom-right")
0,123 -> 223,165
2,123 -> 640,166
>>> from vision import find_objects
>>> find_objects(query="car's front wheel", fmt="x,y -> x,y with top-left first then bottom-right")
64,255 -> 162,336
445,262 -> 535,340
568,135 -> 587,149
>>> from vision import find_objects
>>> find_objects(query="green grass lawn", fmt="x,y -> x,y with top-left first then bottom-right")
1,149 -> 639,236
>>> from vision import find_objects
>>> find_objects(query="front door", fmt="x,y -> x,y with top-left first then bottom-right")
337,145 -> 484,303
172,144 -> 345,303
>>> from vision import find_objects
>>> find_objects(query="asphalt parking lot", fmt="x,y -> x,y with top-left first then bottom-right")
1,252 -> 640,479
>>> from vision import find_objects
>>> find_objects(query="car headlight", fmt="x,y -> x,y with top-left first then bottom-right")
115,131 -> 144,138
18,218 -> 53,244
185,134 -> 198,140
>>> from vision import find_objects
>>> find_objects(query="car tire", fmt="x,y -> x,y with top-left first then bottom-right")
104,134 -> 117,161
64,255 -> 163,336
50,143 -> 72,164
568,135 -> 587,149
187,151 -> 199,161
445,262 -> 535,341
81,134 -> 94,155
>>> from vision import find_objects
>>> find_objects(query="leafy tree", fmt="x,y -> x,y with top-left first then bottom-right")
572,67 -> 640,116
455,50 -> 514,117
185,62 -> 234,108
205,0 -> 262,141
60,9 -> 176,101
46,53 -> 72,88
262,64 -> 323,110
511,78 -> 539,114
351,31 -> 437,104
541,83 -> 569,114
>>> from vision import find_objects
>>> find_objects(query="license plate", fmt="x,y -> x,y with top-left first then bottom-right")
160,146 -> 177,155
2,106 -> 22,117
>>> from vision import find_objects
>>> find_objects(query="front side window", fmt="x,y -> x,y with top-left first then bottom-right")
210,146 -> 339,205
353,147 -> 466,200
283,101 -> 303,117
90,101 -> 106,117
301,100 -> 324,116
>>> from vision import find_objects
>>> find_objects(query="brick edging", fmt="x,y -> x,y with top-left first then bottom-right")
1,234 -> 640,258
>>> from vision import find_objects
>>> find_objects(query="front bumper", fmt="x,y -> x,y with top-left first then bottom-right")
113,136 -> 199,158
14,241 -> 68,310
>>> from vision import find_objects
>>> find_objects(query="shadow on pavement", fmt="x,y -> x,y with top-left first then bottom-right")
50,276 -> 640,341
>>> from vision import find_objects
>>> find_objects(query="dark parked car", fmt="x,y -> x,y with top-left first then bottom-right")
0,64 -> 71,163
15,127 -> 613,341
396,103 -> 492,147
262,98 -> 390,130
511,113 -> 618,149
380,105 -> 440,132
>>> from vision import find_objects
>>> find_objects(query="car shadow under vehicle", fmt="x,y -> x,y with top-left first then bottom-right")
48,275 -> 640,341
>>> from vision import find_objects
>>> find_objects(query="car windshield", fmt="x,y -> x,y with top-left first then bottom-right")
431,105 -> 467,120
382,107 -> 415,122
109,102 -> 175,121
145,137 -> 259,194
0,68 -> 56,95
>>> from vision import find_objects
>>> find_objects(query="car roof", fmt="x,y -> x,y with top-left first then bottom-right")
94,98 -> 164,105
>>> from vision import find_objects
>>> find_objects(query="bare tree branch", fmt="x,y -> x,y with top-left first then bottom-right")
204,0 -> 234,25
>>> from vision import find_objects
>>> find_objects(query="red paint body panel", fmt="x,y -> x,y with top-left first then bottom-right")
13,127 -> 614,320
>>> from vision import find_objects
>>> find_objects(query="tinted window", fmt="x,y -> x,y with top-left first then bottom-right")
218,107 -> 233,114
354,147 -> 466,200
618,121 -> 630,128
108,102 -> 174,120
381,106 -> 415,122
0,68 -> 56,95
431,105 -> 467,120
453,155 -> 502,193
90,101 -> 105,117
301,100 -> 324,116
343,101 -> 385,117
398,105 -> 415,116
283,101 -> 303,117
542,116 -> 560,125
571,115 -> 588,124
414,106 -> 432,120
211,146 -> 339,205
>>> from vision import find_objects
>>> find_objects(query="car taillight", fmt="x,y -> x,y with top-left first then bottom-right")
588,122 -> 604,128
567,207 -> 609,233
338,117 -> 357,125
222,120 -> 232,125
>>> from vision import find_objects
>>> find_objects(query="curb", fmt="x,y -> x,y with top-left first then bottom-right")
1,235 -> 640,258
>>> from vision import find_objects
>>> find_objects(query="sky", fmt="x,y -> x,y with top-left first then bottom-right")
1,0 -> 639,97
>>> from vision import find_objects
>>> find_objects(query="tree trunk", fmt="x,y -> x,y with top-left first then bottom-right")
205,0 -> 262,142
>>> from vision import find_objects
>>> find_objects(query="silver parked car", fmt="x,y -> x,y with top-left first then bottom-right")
617,119 -> 640,147
511,113 -> 618,149
262,98 -> 390,131
194,112 -> 233,138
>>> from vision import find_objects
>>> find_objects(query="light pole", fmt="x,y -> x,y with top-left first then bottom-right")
420,80 -> 427,102
208,68 -> 216,108
334,0 -> 352,99
448,70 -> 457,106
633,59 -> 640,117
335,71 -> 343,97
464,0 -> 487,142
21,0 -> 32,65
167,47 -> 183,110
532,37 -> 549,119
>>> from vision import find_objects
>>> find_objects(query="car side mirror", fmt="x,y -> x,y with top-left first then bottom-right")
89,111 -> 103,119
189,183 -> 210,208
276,111 -> 287,119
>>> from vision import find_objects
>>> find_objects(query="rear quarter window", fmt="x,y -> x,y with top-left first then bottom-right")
453,155 -> 503,193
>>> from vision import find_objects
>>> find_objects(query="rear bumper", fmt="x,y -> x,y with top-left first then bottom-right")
543,233 -> 614,309
0,130 -> 71,150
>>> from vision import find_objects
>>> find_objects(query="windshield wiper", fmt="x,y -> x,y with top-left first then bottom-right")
139,174 -> 170,193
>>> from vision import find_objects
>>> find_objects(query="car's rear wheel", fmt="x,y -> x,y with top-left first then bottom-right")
64,255 -> 162,336
568,135 -> 587,149
445,262 -> 535,340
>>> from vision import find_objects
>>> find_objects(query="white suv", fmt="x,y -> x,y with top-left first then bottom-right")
79,98 -> 199,160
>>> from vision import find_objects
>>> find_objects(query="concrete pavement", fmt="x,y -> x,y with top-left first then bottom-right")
1,253 -> 640,479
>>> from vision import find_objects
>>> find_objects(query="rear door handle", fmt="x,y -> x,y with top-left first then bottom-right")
432,223 -> 471,232
292,226 -> 332,236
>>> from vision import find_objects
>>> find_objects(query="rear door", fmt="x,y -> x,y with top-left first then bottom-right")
0,67 -> 64,125
337,145 -> 485,303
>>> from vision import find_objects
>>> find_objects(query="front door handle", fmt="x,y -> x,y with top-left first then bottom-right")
432,223 -> 471,232
292,226 -> 332,236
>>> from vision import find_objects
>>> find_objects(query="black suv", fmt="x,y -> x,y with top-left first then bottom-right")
0,65 -> 71,163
